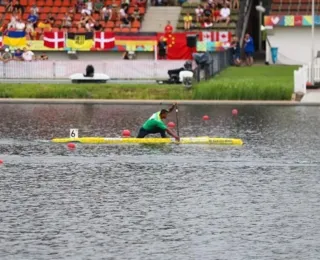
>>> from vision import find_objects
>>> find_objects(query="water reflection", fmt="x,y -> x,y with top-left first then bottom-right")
0,104 -> 320,260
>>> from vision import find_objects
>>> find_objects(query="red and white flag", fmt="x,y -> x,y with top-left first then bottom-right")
43,32 -> 65,49
199,31 -> 232,43
94,32 -> 115,50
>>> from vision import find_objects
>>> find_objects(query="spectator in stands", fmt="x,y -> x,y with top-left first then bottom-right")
2,48 -> 12,63
27,12 -> 38,25
39,53 -> 48,60
132,5 -> 140,21
22,47 -> 34,61
5,0 -> 14,13
93,21 -> 102,31
183,12 -> 192,30
208,0 -> 214,8
77,13 -> 92,29
231,36 -> 241,66
14,48 -> 23,61
232,0 -> 239,9
203,5 -> 212,21
38,19 -> 52,30
164,20 -> 173,34
76,0 -> 85,13
26,16 -> 37,39
7,12 -> 18,30
158,36 -> 167,59
121,0 -> 129,11
85,17 -> 95,31
244,33 -> 254,66
119,6 -> 130,27
15,17 -> 25,31
154,0 -> 168,6
13,1 -> 24,15
218,4 -> 230,25
100,6 -> 112,22
46,13 -> 56,26
212,4 -> 220,22
203,18 -> 213,28
62,13 -> 73,28
195,5 -> 203,23
94,0 -> 104,14
30,4 -> 39,17
82,0 -> 93,15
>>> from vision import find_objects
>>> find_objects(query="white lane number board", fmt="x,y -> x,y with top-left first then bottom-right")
70,129 -> 79,138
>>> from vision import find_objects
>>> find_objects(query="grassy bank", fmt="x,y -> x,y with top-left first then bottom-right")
0,65 -> 299,100
194,65 -> 299,100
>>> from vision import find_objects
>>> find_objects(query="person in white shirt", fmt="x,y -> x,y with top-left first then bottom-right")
101,6 -> 112,21
81,0 -> 93,15
15,17 -> 25,31
22,48 -> 34,61
194,5 -> 203,23
8,13 -> 17,29
219,4 -> 230,24
30,4 -> 39,16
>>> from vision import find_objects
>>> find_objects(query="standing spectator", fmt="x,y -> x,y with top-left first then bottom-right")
244,33 -> 254,66
94,0 -> 104,13
100,6 -> 112,21
26,16 -> 37,39
194,5 -> 203,23
22,48 -> 35,61
183,12 -> 192,30
218,4 -> 230,25
158,36 -> 167,59
62,13 -> 73,28
2,48 -> 12,63
30,4 -> 39,17
15,17 -> 25,31
13,1 -> 24,15
164,20 -> 173,34
231,36 -> 241,66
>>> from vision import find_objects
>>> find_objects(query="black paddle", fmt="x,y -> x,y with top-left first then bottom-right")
175,104 -> 180,137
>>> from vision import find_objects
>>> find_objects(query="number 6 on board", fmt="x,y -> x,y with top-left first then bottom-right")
70,129 -> 79,138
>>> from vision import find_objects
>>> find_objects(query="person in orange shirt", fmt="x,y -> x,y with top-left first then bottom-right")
183,12 -> 192,30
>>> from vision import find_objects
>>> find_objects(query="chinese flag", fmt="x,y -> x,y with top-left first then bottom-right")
157,32 -> 196,60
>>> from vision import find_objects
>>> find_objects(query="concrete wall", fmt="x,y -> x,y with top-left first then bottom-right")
266,27 -> 320,65
34,51 -> 155,61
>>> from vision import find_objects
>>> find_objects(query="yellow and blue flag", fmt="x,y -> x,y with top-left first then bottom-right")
3,31 -> 27,47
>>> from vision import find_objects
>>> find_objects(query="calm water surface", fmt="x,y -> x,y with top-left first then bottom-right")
0,104 -> 320,260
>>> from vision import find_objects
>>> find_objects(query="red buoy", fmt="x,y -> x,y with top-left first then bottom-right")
67,143 -> 76,149
122,129 -> 131,137
0,159 -> 3,164
232,109 -> 238,116
202,115 -> 209,121
167,121 -> 175,128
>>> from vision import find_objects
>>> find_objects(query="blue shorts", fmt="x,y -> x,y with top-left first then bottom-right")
245,51 -> 253,57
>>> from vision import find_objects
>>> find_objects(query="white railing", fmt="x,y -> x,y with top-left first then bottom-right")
293,63 -> 320,94
0,60 -> 189,80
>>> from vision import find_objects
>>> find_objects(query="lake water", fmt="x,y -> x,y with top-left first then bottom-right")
0,104 -> 320,260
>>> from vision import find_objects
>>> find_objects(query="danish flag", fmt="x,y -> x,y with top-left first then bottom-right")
43,32 -> 65,49
94,32 -> 115,50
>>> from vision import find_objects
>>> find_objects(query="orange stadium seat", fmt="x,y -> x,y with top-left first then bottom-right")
42,7 -> 51,13
113,27 -> 121,32
121,27 -> 130,32
131,21 -> 140,28
130,28 -> 138,32
51,7 -> 60,13
60,7 -> 68,13
104,28 -> 113,32
0,6 -> 5,13
106,21 -> 114,27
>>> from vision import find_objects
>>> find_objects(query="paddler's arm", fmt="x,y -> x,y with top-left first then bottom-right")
166,128 -> 180,142
167,102 -> 177,113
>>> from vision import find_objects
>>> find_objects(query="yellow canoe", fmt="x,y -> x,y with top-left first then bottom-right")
51,136 -> 243,145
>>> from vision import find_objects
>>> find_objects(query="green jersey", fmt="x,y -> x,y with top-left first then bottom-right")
142,111 -> 167,131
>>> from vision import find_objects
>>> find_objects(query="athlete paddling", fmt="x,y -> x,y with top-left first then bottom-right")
137,103 -> 180,141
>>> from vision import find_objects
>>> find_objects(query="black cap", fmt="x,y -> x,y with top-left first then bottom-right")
160,109 -> 169,114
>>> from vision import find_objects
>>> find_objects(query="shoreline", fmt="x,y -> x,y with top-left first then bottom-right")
0,98 -> 316,105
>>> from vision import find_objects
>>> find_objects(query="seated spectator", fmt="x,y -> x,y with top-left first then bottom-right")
62,13 -> 73,28
219,4 -> 230,24
177,0 -> 186,6
132,5 -> 140,21
119,7 -> 130,27
46,13 -> 56,26
85,17 -> 95,31
76,0 -> 85,13
203,18 -> 213,28
121,0 -> 129,10
5,0 -> 14,12
14,48 -> 23,61
77,13 -> 91,28
15,17 -> 25,31
153,0 -> 168,6
30,4 -> 39,17
2,48 -> 12,63
212,5 -> 220,22
195,5 -> 203,23
39,53 -> 48,60
93,21 -> 102,31
203,5 -> 212,20
94,0 -> 104,13
81,0 -> 93,15
100,6 -> 112,22
13,1 -> 24,15
208,0 -> 214,8
27,13 -> 38,24
183,12 -> 192,30
22,47 -> 34,61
